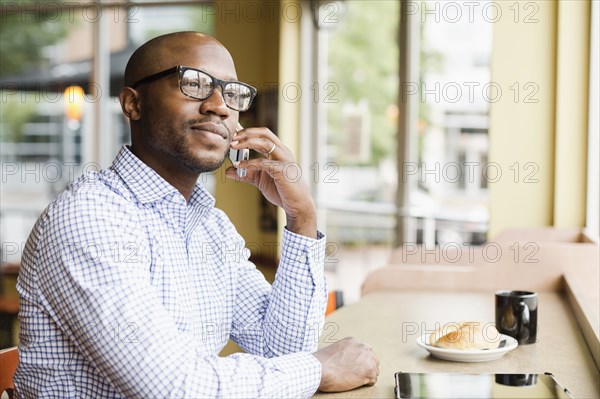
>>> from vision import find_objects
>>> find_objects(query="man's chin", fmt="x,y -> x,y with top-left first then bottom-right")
181,151 -> 228,174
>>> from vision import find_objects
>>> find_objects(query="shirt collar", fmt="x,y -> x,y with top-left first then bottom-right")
111,145 -> 215,208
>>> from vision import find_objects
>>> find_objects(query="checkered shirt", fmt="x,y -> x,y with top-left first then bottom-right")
14,146 -> 327,398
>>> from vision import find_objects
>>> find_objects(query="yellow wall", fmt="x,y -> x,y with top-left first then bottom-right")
553,0 -> 590,227
213,0 -> 280,256
276,0 -> 303,247
488,0 -> 590,237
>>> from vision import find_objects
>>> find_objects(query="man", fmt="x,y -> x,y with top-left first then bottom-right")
14,32 -> 379,398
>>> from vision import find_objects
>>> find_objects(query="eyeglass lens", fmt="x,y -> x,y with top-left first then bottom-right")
180,69 -> 252,111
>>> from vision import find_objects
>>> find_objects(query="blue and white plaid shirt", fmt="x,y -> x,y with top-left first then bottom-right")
15,146 -> 327,398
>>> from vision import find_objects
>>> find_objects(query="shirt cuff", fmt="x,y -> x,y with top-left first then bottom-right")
280,228 -> 326,278
271,351 -> 322,398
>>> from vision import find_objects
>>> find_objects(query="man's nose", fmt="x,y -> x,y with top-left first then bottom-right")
199,87 -> 231,117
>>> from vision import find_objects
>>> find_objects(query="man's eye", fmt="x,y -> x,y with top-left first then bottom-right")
183,79 -> 199,88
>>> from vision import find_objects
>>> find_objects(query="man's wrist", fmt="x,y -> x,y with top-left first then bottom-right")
311,351 -> 328,391
286,214 -> 317,239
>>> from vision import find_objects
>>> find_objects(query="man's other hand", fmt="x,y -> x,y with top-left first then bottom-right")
312,337 -> 380,392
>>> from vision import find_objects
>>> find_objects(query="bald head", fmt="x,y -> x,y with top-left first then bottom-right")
124,32 -> 232,87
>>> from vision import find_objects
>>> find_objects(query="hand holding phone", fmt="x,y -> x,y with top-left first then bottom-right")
229,123 -> 249,177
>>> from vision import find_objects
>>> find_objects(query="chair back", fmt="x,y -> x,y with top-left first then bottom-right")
325,290 -> 344,316
0,347 -> 18,399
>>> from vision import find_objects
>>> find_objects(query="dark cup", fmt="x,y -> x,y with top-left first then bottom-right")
495,374 -> 538,387
495,290 -> 538,344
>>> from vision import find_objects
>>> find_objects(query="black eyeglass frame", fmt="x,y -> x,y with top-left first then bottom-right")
130,65 -> 257,112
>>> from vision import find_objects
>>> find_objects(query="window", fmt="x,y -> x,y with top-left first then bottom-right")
0,1 -> 215,263
323,0 -> 399,247
315,0 -> 493,302
403,0 -> 492,246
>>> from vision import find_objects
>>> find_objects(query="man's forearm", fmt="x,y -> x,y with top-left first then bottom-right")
269,228 -> 326,351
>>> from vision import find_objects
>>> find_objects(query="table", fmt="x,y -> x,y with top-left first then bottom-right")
314,291 -> 600,398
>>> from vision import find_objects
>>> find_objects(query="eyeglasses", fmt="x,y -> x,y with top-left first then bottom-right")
130,65 -> 257,112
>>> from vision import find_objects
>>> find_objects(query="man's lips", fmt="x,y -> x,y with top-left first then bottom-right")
190,123 -> 228,139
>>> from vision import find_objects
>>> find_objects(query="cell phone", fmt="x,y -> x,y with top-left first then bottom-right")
394,372 -> 573,399
229,122 -> 249,177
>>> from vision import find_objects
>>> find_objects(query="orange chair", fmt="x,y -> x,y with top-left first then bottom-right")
325,290 -> 344,316
0,346 -> 18,399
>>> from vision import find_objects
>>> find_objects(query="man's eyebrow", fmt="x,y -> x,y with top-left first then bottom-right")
223,75 -> 241,82
194,68 -> 238,82
211,69 -> 238,81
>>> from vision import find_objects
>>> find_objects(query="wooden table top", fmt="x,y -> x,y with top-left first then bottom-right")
314,291 -> 599,398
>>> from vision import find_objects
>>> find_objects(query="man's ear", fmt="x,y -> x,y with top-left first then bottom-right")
119,87 -> 141,121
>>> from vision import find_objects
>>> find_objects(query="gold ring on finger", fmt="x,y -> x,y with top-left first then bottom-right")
266,142 -> 276,155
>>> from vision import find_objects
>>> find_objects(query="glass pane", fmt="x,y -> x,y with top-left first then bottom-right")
129,5 -> 214,46
0,1 -> 215,265
416,0 -> 492,246
1,1 -> 82,263
322,0 -> 399,303
321,0 -> 493,303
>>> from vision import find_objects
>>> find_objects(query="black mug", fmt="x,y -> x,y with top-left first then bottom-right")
495,290 -> 538,344
495,374 -> 538,387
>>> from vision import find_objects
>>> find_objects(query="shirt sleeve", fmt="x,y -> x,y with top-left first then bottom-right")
34,191 -> 322,398
230,227 -> 328,357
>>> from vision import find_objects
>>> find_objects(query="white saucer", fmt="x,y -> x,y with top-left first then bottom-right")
416,334 -> 518,362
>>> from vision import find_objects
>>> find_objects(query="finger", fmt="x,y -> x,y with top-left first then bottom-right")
235,136 -> 278,156
225,166 -> 256,184
371,373 -> 379,385
370,365 -> 379,384
239,158 -> 302,182
224,166 -> 243,180
230,134 -> 274,150
228,160 -> 282,189
264,141 -> 277,158
232,128 -> 293,160
239,158 -> 279,171
232,136 -> 288,160
374,354 -> 381,368
234,126 -> 282,146
366,375 -> 377,386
